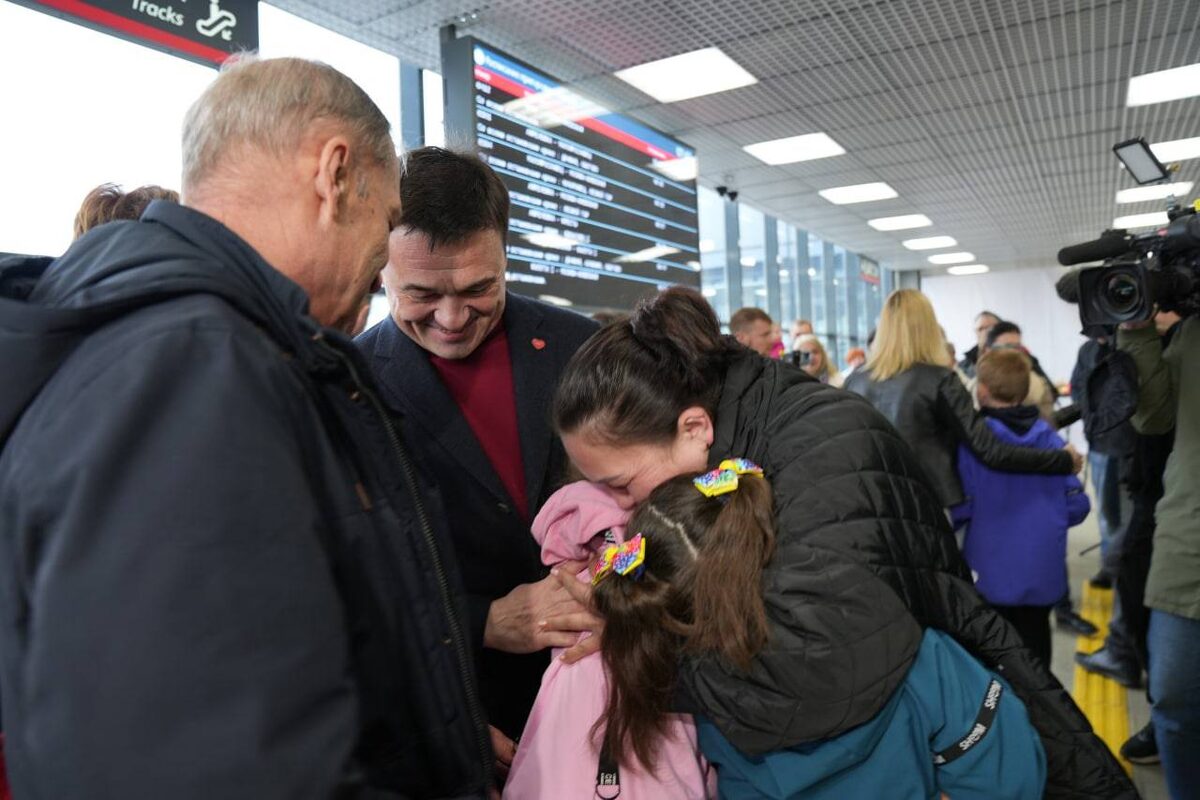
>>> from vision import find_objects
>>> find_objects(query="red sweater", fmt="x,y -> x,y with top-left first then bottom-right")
429,323 -> 528,520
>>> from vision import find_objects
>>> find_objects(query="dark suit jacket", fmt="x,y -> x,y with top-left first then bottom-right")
357,292 -> 598,737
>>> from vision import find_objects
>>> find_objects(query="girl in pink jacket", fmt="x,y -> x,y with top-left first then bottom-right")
502,481 -> 715,799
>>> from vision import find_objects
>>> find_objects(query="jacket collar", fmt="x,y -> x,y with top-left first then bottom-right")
369,291 -> 554,511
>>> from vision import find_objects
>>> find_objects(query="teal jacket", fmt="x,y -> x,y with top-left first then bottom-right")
697,630 -> 1046,800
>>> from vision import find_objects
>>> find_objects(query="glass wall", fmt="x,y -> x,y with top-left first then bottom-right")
697,186 -> 730,321
738,204 -> 767,311
694,191 -> 895,370
776,220 -> 798,327
807,233 -> 826,341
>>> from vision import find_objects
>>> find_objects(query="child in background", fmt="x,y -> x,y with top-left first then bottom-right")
502,481 -> 714,799
595,460 -> 1045,800
952,349 -> 1091,666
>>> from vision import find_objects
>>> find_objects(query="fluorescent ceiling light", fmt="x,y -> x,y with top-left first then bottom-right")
614,47 -> 757,103
743,133 -> 845,165
699,239 -> 717,253
651,156 -> 698,182
1116,181 -> 1194,204
947,264 -> 990,276
927,252 -> 975,264
701,287 -> 717,298
868,214 -> 932,231
1114,211 -> 1169,229
616,245 -> 679,263
818,182 -> 898,204
1126,62 -> 1200,107
902,235 -> 957,250
524,232 -> 577,250
1151,136 -> 1200,162
538,294 -> 573,307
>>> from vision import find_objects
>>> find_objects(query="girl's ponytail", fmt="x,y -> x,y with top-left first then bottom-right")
690,474 -> 775,670
593,574 -> 688,771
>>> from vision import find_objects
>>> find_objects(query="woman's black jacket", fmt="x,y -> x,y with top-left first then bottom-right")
675,352 -> 1134,800
844,363 -> 1073,506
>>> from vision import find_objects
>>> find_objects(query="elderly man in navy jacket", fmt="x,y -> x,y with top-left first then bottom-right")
0,60 -> 491,798
357,147 -> 599,751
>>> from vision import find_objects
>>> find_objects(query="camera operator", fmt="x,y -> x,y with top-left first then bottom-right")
1118,307 -> 1198,795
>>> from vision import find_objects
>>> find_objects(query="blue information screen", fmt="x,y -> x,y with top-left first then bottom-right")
465,42 -> 700,310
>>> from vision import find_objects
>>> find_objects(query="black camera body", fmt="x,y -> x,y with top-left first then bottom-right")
789,349 -> 812,368
1059,205 -> 1200,327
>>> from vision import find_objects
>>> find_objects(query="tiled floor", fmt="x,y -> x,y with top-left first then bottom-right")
1052,507 -> 1168,799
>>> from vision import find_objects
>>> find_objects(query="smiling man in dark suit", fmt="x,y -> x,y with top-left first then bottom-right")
357,147 -> 599,753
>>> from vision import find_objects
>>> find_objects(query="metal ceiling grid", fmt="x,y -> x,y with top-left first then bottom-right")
267,0 -> 1200,273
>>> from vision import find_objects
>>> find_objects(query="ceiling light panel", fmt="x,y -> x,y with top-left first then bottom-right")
1114,212 -> 1170,229
927,252 -> 975,264
743,133 -> 845,165
614,47 -> 757,103
947,264 -> 990,276
902,235 -> 957,250
868,214 -> 932,231
1126,62 -> 1200,107
1151,137 -> 1200,163
1115,182 -> 1194,204
818,182 -> 898,204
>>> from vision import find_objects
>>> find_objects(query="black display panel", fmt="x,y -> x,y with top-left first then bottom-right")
442,36 -> 700,310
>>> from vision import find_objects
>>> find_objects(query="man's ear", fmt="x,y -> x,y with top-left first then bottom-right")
677,405 -> 714,447
314,134 -> 352,224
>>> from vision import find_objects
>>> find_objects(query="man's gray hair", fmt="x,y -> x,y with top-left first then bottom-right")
182,55 -> 395,189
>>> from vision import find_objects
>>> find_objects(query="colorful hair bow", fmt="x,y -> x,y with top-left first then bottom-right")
591,534 -> 647,586
692,458 -> 764,498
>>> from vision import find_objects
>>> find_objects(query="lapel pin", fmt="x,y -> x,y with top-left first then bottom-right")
531,338 -> 546,350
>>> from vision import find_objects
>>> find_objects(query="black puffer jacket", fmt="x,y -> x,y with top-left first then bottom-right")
682,353 -> 1135,800
845,363 -> 1073,506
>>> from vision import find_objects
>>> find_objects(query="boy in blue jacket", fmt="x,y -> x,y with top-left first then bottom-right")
952,349 -> 1091,666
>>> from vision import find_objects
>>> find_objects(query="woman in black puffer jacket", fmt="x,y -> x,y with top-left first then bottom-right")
844,288 -> 1079,507
552,286 -> 1133,799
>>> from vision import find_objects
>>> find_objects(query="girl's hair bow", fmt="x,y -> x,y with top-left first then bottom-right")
591,534 -> 647,586
692,458 -> 764,498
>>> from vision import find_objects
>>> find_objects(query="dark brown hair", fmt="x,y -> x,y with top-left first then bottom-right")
593,472 -> 775,770
552,286 -> 737,445
729,306 -> 772,334
399,146 -> 509,249
976,349 -> 1031,404
73,183 -> 179,239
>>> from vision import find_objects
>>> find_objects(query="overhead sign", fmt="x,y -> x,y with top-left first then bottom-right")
859,257 -> 881,285
22,0 -> 257,67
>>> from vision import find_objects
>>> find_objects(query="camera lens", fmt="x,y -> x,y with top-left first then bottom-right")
1102,272 -> 1141,316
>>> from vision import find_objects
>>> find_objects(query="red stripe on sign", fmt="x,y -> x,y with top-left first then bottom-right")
35,0 -> 231,65
475,66 -> 534,100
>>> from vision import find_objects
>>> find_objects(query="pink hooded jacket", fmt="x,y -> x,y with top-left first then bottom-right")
502,481 -> 715,799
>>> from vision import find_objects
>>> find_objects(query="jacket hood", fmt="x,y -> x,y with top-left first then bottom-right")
0,201 -> 318,441
981,404 -> 1041,437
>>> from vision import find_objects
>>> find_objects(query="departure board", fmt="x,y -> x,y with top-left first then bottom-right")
441,37 -> 700,310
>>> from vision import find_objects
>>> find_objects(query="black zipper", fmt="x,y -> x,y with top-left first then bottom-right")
315,336 -> 493,786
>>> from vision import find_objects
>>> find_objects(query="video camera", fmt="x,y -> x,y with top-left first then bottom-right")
1057,138 -> 1200,326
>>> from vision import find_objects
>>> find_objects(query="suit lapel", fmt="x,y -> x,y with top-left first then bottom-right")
505,294 -> 555,509
371,318 -> 509,502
